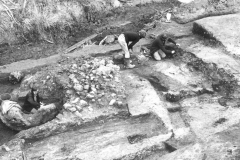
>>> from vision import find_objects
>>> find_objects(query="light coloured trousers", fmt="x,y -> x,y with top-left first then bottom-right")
153,50 -> 166,61
118,34 -> 130,58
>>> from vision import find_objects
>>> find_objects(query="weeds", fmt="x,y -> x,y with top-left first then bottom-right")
0,0 -> 87,44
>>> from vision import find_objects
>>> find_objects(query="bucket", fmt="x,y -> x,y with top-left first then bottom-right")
166,13 -> 171,22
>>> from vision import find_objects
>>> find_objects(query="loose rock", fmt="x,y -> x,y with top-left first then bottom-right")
68,107 -> 77,112
86,93 -> 95,99
9,71 -> 24,84
80,100 -> 88,107
74,84 -> 83,92
109,99 -> 116,106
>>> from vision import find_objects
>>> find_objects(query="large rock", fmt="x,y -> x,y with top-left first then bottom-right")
99,35 -> 117,45
12,69 -> 64,103
193,14 -> 240,56
0,100 -> 61,131
8,71 -> 24,84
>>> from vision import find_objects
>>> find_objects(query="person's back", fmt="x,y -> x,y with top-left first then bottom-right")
150,34 -> 179,60
123,32 -> 141,45
150,38 -> 163,51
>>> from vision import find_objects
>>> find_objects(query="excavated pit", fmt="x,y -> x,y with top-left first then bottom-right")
2,9 -> 240,159
21,113 -> 169,160
2,38 -> 240,160
0,68 -> 66,145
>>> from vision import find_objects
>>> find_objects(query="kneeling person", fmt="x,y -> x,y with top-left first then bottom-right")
150,34 -> 180,61
118,30 -> 146,68
22,87 -> 43,114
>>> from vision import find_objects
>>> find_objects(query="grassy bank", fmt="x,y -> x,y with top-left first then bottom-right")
0,0 -> 124,45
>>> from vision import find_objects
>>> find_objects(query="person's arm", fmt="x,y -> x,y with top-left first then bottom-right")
159,44 -> 173,55
27,96 -> 40,109
166,38 -> 176,45
128,39 -> 139,50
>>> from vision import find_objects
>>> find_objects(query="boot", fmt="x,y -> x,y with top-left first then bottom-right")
124,58 -> 135,69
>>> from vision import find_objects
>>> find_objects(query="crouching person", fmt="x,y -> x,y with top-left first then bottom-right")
118,30 -> 146,69
22,87 -> 43,114
150,34 -> 180,61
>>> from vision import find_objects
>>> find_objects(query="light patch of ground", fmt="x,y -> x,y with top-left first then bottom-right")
194,14 -> 240,56
187,42 -> 240,81
134,59 -> 212,94
181,94 -> 240,141
121,70 -> 173,131
159,143 -> 205,160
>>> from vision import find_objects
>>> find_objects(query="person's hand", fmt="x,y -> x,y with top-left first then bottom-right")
129,49 -> 133,54
171,50 -> 175,54
176,43 -> 180,47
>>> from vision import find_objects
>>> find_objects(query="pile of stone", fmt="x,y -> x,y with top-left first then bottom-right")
8,71 -> 24,84
61,57 -> 126,115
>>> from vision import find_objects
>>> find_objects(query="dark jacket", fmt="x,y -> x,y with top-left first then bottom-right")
123,32 -> 141,50
150,34 -> 176,56
22,91 -> 41,113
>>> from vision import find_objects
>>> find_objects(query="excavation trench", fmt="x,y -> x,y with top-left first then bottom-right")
22,113 -> 170,160
2,10 -> 240,158
122,42 -> 240,159
0,72 -> 65,145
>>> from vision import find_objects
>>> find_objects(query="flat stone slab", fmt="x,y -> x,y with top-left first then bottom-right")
193,14 -> 240,56
121,70 -> 173,132
187,43 -> 240,82
180,94 -> 240,141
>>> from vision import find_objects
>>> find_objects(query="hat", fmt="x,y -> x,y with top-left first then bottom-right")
139,30 -> 147,38
159,33 -> 167,40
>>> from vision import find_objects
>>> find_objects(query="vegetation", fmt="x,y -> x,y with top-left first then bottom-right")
0,0 -> 111,44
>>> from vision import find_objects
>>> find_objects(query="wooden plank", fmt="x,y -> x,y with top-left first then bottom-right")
62,34 -> 98,54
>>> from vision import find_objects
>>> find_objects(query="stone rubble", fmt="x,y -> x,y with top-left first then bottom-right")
8,71 -> 24,84
58,56 -> 126,117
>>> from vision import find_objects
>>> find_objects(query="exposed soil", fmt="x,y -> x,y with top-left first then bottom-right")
0,3 -> 176,144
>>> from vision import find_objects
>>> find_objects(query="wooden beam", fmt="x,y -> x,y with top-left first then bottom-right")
62,34 -> 98,54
